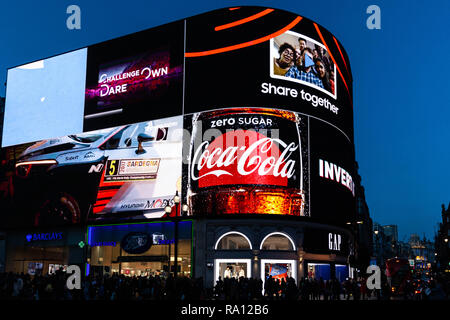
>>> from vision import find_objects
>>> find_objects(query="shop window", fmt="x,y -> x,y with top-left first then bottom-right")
260,232 -> 295,251
335,264 -> 349,282
215,259 -> 251,280
260,259 -> 297,292
215,232 -> 252,250
308,263 -> 331,280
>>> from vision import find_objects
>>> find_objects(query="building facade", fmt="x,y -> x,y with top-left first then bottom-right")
435,203 -> 450,273
0,6 -> 358,288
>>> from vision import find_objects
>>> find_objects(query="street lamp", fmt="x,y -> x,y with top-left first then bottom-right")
164,192 -> 184,278
374,229 -> 380,266
173,191 -> 180,279
346,220 -> 360,278
182,204 -> 189,216
164,205 -> 172,276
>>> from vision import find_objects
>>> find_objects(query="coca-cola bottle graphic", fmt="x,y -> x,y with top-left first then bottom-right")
187,107 -> 305,216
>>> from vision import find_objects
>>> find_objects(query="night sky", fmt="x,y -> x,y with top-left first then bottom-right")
1,0 -> 448,241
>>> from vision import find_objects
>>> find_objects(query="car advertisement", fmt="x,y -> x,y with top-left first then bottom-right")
0,116 -> 182,227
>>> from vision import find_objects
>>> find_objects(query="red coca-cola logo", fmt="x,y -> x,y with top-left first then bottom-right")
191,130 -> 298,188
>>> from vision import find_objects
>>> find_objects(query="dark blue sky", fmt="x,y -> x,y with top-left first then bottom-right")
1,0 -> 448,241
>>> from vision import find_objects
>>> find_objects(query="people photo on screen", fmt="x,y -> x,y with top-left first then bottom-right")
273,43 -> 297,76
271,31 -> 336,97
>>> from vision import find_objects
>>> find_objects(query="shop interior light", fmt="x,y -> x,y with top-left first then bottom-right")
170,257 -> 182,262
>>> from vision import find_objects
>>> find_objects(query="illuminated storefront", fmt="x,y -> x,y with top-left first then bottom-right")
86,221 -> 193,277
197,218 -> 352,287
5,227 -> 85,275
1,6 -> 357,290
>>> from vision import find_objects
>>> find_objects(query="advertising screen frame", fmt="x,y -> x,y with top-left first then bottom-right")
269,30 -> 337,99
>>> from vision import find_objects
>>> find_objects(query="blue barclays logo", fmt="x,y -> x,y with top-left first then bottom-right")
26,232 -> 63,242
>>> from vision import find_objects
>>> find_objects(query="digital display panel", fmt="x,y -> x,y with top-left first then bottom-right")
2,115 -> 182,227
270,31 -> 336,98
83,21 -> 184,132
183,108 -> 309,217
184,7 -> 353,140
0,6 -> 355,228
2,48 -> 87,147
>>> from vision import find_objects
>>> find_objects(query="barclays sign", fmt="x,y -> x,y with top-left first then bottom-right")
26,232 -> 63,242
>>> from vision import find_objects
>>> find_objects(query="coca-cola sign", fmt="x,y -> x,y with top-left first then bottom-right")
191,130 -> 299,188
185,109 -> 309,217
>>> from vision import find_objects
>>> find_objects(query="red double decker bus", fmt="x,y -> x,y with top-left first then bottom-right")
385,258 -> 412,296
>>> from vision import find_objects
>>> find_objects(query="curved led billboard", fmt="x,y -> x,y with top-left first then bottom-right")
184,7 -> 353,140
182,7 -> 355,225
0,6 -> 355,228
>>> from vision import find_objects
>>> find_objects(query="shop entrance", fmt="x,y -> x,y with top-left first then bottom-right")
335,264 -> 349,282
87,221 -> 193,278
117,261 -> 166,277
307,263 -> 331,280
89,240 -> 192,278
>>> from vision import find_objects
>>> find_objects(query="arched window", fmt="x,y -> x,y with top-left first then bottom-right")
215,232 -> 252,250
260,232 -> 295,251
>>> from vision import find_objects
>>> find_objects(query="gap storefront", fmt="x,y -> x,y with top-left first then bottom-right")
193,217 -> 353,288
302,228 -> 353,282
86,220 -> 193,278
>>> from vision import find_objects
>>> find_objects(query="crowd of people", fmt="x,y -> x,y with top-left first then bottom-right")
274,37 -> 335,94
1,270 -> 449,300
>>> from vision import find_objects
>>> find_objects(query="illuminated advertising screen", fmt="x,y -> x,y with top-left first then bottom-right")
4,115 -> 182,227
2,48 -> 87,147
83,21 -> 184,132
183,108 -> 309,217
182,7 -> 355,224
0,6 -> 355,228
270,31 -> 336,98
92,50 -> 175,109
184,7 -> 353,140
